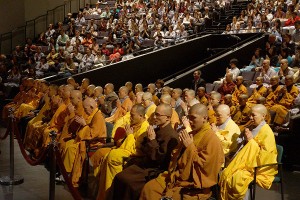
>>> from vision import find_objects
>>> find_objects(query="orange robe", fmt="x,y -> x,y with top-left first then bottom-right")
198,95 -> 208,106
63,108 -> 107,187
232,104 -> 252,132
265,85 -> 282,109
247,85 -> 268,106
232,84 -> 248,105
106,97 -> 133,123
270,85 -> 299,125
139,123 -> 224,200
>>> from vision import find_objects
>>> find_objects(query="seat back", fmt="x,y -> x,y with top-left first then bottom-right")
206,83 -> 215,93
276,145 -> 283,163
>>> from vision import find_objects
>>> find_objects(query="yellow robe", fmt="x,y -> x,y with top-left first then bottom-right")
198,95 -> 208,106
106,97 -> 133,123
247,85 -> 268,106
152,95 -> 160,106
63,108 -> 107,187
219,123 -> 278,200
215,118 -> 241,156
96,120 -> 149,200
208,106 -> 217,124
270,85 -> 299,125
232,84 -> 248,105
232,104 -> 252,131
265,85 -> 282,109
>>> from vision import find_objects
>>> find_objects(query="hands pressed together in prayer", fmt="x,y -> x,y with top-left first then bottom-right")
68,104 -> 75,114
211,123 -> 219,133
179,129 -> 193,148
147,125 -> 156,140
244,128 -> 253,142
125,124 -> 133,136
75,115 -> 86,126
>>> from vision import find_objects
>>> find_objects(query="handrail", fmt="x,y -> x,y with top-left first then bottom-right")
0,0 -> 80,54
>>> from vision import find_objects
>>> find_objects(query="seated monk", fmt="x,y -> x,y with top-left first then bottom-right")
107,104 -> 180,200
247,76 -> 268,107
106,86 -> 133,123
148,94 -> 180,128
67,77 -> 79,89
207,91 -> 222,124
265,76 -> 282,109
125,81 -> 136,103
224,94 -> 238,117
62,97 -> 107,187
217,73 -> 236,96
211,104 -> 241,165
147,83 -> 160,105
231,76 -> 248,105
196,87 -> 208,106
79,78 -> 90,96
142,92 -> 157,120
93,86 -> 104,106
219,104 -> 278,200
99,83 -> 118,117
140,104 -> 224,200
110,92 -> 144,138
270,75 -> 299,125
94,104 -> 150,200
232,94 -> 252,132
14,80 -> 48,119
85,84 -> 96,98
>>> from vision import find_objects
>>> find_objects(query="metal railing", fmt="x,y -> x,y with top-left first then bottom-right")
0,0 -> 89,55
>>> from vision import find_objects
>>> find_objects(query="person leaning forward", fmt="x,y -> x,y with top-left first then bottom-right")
139,103 -> 224,200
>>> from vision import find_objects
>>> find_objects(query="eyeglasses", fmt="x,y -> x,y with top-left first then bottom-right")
154,112 -> 169,117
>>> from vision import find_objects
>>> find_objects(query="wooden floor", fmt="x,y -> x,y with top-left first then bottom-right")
0,126 -> 300,200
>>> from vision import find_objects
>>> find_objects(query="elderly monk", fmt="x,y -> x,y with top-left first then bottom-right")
63,97 -> 106,187
142,92 -> 157,120
125,81 -> 136,102
171,88 -> 184,118
211,104 -> 241,164
270,75 -> 299,125
181,89 -> 200,116
93,86 -> 104,106
107,104 -> 179,200
135,83 -> 143,94
99,83 -> 118,117
196,87 -> 208,106
67,77 -> 79,89
207,92 -> 222,124
219,104 -> 278,200
79,78 -> 90,96
247,76 -> 268,106
147,83 -> 160,105
224,94 -> 238,117
85,84 -> 96,98
140,104 -> 224,200
96,104 -> 150,200
265,76 -> 282,109
231,76 -> 248,105
106,86 -> 133,123
217,73 -> 236,96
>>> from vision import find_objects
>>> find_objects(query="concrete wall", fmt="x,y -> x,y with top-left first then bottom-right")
0,0 -> 25,34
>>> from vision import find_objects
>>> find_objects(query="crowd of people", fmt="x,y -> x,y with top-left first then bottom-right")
3,0 -> 300,199
0,0 -> 230,99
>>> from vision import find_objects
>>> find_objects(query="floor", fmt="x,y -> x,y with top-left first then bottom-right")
0,126 -> 300,200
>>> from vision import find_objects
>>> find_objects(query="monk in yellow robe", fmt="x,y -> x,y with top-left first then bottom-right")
96,104 -> 150,200
197,87 -> 208,106
219,104 -> 278,200
140,104 -> 224,200
106,86 -> 133,123
125,81 -> 136,102
247,77 -> 268,106
84,84 -> 96,98
142,92 -> 157,120
63,97 -> 106,187
211,104 -> 241,159
110,92 -> 144,138
270,75 -> 299,125
232,76 -> 248,105
265,76 -> 282,109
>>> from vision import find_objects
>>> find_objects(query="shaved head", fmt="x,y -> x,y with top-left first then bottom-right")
83,97 -> 97,115
160,94 -> 172,105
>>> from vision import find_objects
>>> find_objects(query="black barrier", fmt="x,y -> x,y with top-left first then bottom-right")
45,33 -> 262,88
0,108 -> 24,186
